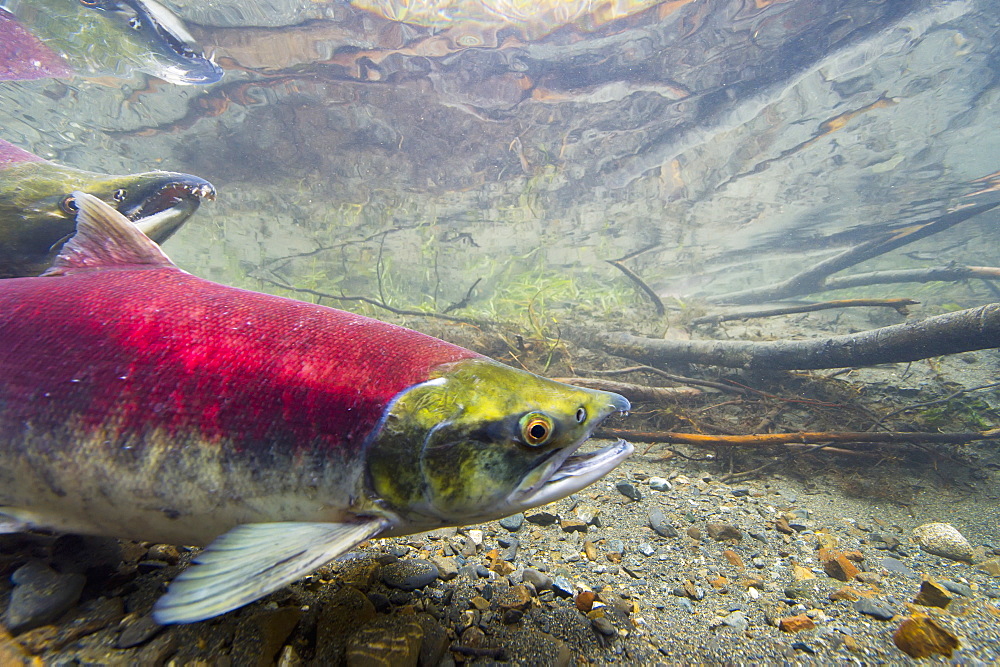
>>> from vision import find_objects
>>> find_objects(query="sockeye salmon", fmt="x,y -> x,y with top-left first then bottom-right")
0,192 -> 633,624
0,138 -> 215,277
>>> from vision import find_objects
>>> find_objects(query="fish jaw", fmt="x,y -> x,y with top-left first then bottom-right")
0,162 -> 214,277
366,358 -> 632,531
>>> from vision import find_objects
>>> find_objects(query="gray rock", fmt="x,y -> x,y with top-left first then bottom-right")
913,522 -> 974,563
608,539 -> 625,554
552,575 -> 575,597
116,615 -> 164,649
648,508 -> 677,538
878,556 -> 919,579
4,560 -> 86,633
648,477 -> 672,492
500,513 -> 525,531
574,505 -> 600,525
721,610 -> 748,632
381,558 -> 440,590
616,480 -> 642,501
591,616 -> 616,637
522,568 -> 553,591
731,489 -> 751,497
500,538 -> 520,562
429,555 -> 459,581
525,511 -> 558,526
853,598 -> 896,620
638,542 -> 656,557
939,580 -> 974,597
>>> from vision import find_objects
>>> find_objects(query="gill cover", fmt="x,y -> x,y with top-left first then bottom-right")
366,357 -> 628,527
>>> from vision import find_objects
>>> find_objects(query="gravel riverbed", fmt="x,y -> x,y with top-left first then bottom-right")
2,437 -> 999,665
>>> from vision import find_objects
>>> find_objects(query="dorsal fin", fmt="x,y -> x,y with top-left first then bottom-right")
44,191 -> 178,276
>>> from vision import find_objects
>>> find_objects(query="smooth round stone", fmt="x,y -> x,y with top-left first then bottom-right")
4,561 -> 86,633
380,559 -> 440,591
913,522 -> 974,563
648,477 -> 672,492
500,513 -> 525,531
853,598 -> 896,620
591,616 -> 616,636
522,568 -> 553,591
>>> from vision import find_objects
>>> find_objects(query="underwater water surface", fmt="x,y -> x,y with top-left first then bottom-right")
1,0 -> 997,324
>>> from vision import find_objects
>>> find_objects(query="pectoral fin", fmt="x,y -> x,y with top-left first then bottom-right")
152,518 -> 389,624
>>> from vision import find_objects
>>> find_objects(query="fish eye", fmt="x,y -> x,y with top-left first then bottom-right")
113,189 -> 127,203
60,195 -> 78,214
520,412 -> 553,446
129,16 -> 142,30
575,407 -> 587,423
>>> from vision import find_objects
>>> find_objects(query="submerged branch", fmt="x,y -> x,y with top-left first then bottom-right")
549,377 -> 701,402
821,265 -> 1000,291
597,303 -> 1000,370
690,298 -> 917,325
607,260 -> 665,315
707,202 -> 999,305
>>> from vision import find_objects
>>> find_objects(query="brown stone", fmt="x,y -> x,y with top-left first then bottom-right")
913,580 -> 952,609
231,607 -> 302,667
842,633 -> 860,652
497,585 -> 532,612
575,591 -> 596,613
829,587 -> 863,602
791,565 -> 816,581
470,596 -> 490,611
774,516 -> 794,534
560,519 -> 588,533
707,575 -> 728,592
686,526 -> 702,541
346,618 -> 424,667
722,549 -> 745,569
822,552 -> 860,582
706,523 -> 742,542
975,557 -> 1000,576
778,614 -> 815,633
583,541 -> 598,562
893,613 -> 960,659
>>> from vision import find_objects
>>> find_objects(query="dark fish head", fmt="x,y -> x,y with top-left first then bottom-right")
366,358 -> 632,532
8,0 -> 222,84
0,164 -> 214,277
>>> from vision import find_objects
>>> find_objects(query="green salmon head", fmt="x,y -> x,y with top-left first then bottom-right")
0,162 -> 214,277
9,0 -> 222,84
366,358 -> 632,531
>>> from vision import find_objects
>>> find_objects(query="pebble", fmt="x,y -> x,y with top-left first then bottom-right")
648,477 -> 672,492
608,539 -> 625,555
380,559 -> 440,591
4,561 -> 86,634
525,511 -> 557,526
429,555 -> 459,581
853,598 -> 896,620
706,523 -> 743,542
552,576 -> 576,597
721,610 -> 748,632
648,508 -> 677,538
560,519 -> 588,533
616,480 -> 642,501
115,615 -> 163,649
574,505 -> 600,525
913,580 -> 952,608
913,522 -> 974,563
938,580 -> 973,598
522,568 -> 552,591
591,616 -> 616,637
500,514 -> 525,531
638,543 -> 656,557
879,556 -> 919,579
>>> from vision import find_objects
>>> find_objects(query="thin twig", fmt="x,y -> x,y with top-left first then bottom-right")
607,260 -> 665,315
444,278 -> 482,313
256,274 -> 483,325
578,366 -> 743,394
549,377 -> 701,402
